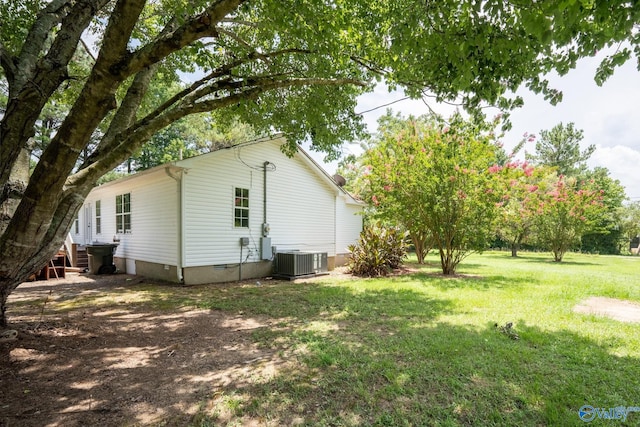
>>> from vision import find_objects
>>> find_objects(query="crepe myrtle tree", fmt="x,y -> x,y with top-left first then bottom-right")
494,162 -> 556,257
1,0 -> 640,325
363,113 -> 503,274
533,174 -> 606,262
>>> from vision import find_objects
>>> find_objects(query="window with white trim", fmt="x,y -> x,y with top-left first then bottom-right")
74,212 -> 79,234
116,193 -> 131,233
95,200 -> 102,234
234,187 -> 249,228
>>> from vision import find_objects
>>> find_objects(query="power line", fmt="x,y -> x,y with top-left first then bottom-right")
355,96 -> 411,115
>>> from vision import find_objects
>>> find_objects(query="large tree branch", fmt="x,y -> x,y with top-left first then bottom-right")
68,76 -> 366,189
9,0 -> 147,238
119,0 -> 247,78
78,64 -> 159,170
1,0 -> 110,185
0,43 -> 16,85
12,0 -> 71,93
94,0 -> 147,70
126,47 -> 314,131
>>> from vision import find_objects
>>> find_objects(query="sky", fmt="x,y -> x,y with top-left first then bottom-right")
312,52 -> 640,201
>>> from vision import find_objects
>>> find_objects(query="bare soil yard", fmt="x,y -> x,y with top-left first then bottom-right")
0,274 -> 290,426
573,296 -> 640,323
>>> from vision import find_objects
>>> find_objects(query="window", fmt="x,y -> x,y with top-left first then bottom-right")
74,213 -> 79,234
234,187 -> 249,228
95,200 -> 102,234
116,193 -> 131,233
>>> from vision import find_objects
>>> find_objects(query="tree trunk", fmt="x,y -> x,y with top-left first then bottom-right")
511,232 -> 526,257
410,231 -> 430,264
0,148 -> 30,236
439,248 -> 456,275
0,181 -> 89,326
553,249 -> 564,262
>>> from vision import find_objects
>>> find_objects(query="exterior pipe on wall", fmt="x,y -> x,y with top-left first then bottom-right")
165,166 -> 186,283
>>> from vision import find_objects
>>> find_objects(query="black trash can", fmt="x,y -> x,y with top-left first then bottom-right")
86,243 -> 119,274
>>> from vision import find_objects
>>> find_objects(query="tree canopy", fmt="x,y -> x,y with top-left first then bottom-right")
2,0 -> 640,325
526,122 -> 595,176
362,112 -> 502,274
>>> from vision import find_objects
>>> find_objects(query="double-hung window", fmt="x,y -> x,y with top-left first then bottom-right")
95,200 -> 102,235
234,188 -> 249,228
116,193 -> 131,233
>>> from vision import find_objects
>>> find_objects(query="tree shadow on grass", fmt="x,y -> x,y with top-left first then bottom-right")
479,252 -> 603,267
399,271 -> 539,291
4,278 -> 639,426
0,279 -> 454,427
205,319 -> 640,426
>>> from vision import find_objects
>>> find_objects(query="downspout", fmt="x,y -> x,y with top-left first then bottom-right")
263,161 -> 268,226
165,166 -> 185,283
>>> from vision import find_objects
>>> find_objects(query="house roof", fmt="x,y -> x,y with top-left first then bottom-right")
92,135 -> 364,205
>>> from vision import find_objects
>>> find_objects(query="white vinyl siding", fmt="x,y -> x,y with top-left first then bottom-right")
336,198 -> 363,254
84,170 -> 178,266
81,137 -> 363,272
181,139 -> 337,266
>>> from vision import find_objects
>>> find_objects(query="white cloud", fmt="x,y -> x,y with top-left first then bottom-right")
590,145 -> 640,200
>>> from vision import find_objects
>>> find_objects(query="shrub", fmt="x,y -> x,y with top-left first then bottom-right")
347,225 -> 408,277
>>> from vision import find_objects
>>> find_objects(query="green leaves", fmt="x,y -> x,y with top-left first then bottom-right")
347,224 -> 408,277
361,112 -> 502,274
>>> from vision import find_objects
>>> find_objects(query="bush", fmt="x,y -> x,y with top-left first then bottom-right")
347,225 -> 408,277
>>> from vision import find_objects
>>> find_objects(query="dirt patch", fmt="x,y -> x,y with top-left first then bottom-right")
0,274 -> 291,426
573,297 -> 640,323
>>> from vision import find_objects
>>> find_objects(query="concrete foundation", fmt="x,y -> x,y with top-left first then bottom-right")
134,259 -> 180,283
113,255 -> 345,285
183,261 -> 273,285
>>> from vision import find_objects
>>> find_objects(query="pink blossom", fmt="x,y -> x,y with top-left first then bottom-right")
449,175 -> 456,182
527,184 -> 538,193
488,165 -> 501,174
506,161 -> 518,169
457,190 -> 467,199
383,185 -> 391,192
372,195 -> 379,206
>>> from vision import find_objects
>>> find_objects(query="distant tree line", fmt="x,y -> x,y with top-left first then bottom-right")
342,113 -> 637,275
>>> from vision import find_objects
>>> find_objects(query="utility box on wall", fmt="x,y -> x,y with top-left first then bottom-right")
261,237 -> 272,260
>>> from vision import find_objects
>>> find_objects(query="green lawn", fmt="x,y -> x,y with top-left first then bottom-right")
61,251 -> 640,425
165,251 -> 640,426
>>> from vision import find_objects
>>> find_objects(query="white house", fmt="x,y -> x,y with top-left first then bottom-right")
70,136 -> 363,284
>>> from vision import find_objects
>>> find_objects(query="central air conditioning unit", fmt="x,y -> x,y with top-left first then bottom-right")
275,251 -> 328,277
